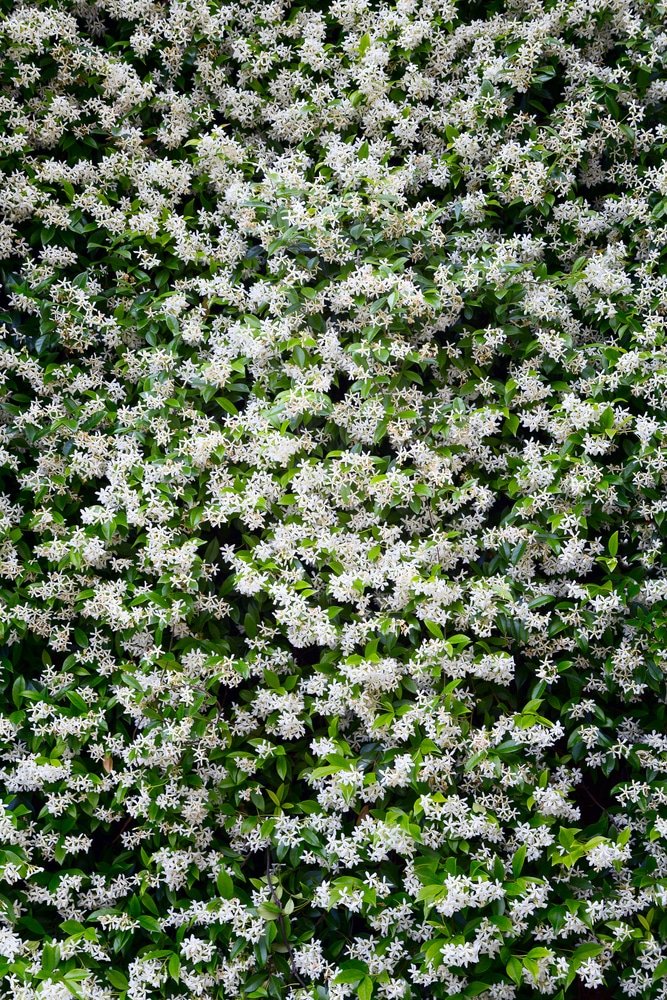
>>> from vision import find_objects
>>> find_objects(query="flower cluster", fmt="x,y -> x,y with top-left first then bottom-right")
1,0 -> 667,998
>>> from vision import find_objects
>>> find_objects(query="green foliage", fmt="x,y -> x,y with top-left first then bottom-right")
0,0 -> 666,997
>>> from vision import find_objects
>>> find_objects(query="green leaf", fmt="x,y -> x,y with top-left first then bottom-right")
216,869 -> 234,898
424,619 -> 443,639
572,943 -> 604,963
527,594 -> 554,608
523,957 -> 540,981
604,93 -> 620,118
257,902 -> 282,921
512,843 -> 527,877
67,690 -> 88,713
42,943 -> 60,973
60,920 -> 85,935
465,983 -> 493,997
335,970 -> 365,985
244,613 -> 257,638
11,675 -> 25,709
506,957 -> 523,986
138,915 -> 161,933
510,540 -> 526,564
357,977 -> 373,1000
107,970 -> 128,990
216,397 -> 239,415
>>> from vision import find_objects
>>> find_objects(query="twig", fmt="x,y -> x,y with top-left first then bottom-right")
265,847 -> 308,989
355,803 -> 370,826
580,782 -> 616,823
110,816 -> 134,845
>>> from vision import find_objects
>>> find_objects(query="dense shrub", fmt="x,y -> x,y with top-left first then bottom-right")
1,0 -> 667,997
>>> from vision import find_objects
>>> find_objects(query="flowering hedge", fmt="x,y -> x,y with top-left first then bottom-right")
1,0 -> 667,997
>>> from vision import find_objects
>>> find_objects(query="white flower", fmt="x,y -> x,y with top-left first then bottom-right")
181,935 -> 215,965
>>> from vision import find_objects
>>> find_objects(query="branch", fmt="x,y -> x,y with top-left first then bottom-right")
265,847 -> 308,990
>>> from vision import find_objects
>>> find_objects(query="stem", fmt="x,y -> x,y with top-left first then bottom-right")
110,816 -> 133,845
265,847 -> 308,990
